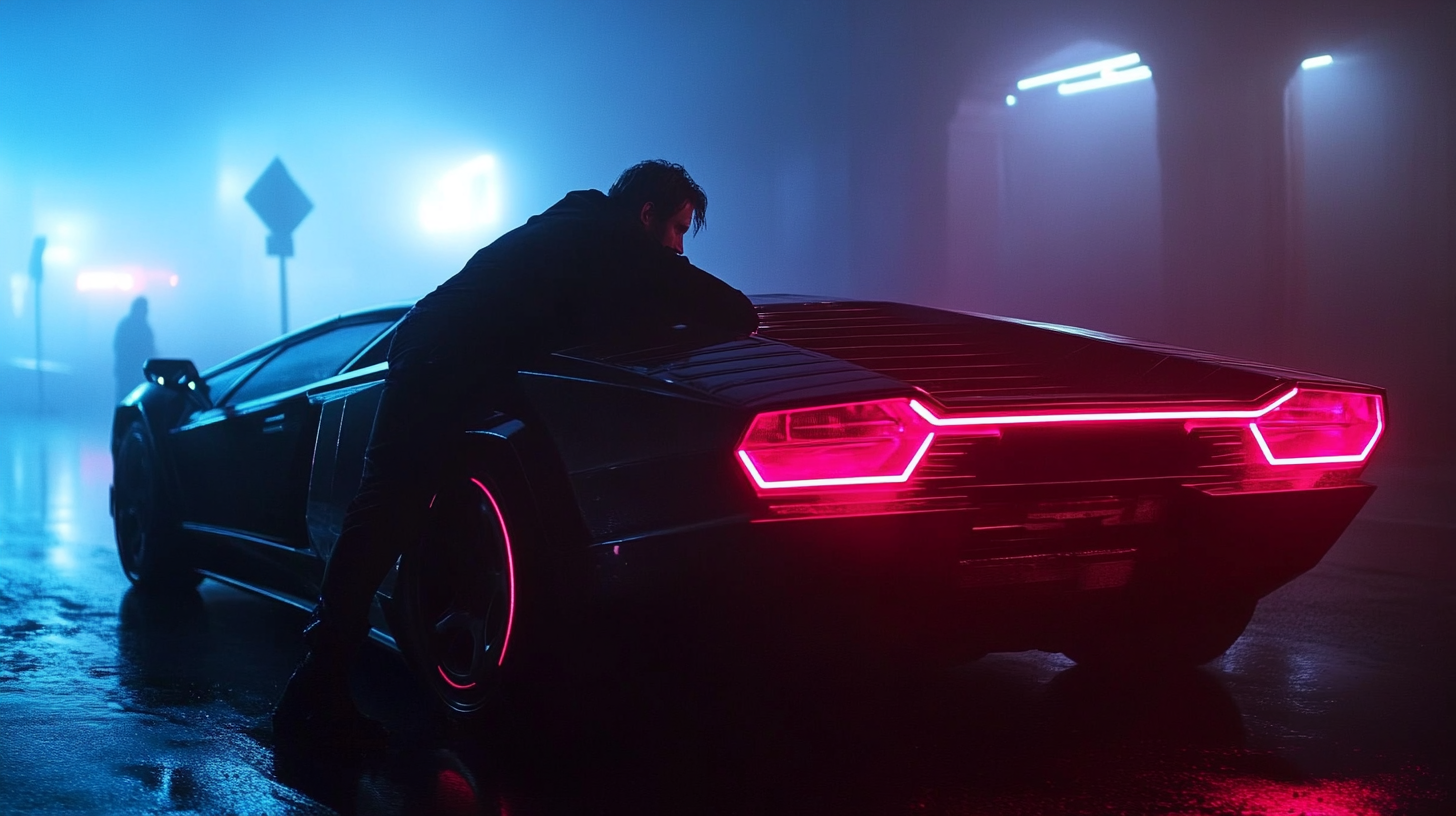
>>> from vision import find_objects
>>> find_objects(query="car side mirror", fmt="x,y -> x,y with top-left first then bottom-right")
143,359 -> 210,402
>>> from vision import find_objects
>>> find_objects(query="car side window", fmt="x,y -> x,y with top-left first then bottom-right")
225,322 -> 392,406
200,357 -> 264,403
345,327 -> 396,371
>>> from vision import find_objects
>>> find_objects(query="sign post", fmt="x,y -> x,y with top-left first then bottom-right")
245,158 -> 313,334
28,236 -> 45,411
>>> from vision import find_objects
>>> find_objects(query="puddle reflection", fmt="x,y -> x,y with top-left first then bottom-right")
101,580 -> 1444,815
0,415 -> 114,553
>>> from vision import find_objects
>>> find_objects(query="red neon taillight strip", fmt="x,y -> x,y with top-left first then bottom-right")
1249,398 -> 1384,465
737,432 -> 936,489
470,478 -> 515,668
736,387 -> 1381,494
906,387 -> 1300,428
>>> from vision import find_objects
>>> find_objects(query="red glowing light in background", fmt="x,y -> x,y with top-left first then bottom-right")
74,265 -> 178,293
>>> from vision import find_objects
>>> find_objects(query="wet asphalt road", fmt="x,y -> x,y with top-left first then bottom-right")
0,411 -> 1453,815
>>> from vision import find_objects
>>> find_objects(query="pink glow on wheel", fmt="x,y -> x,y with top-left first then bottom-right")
471,478 -> 515,667
437,665 -> 477,689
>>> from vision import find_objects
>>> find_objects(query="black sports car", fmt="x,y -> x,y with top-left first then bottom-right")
111,296 -> 1384,716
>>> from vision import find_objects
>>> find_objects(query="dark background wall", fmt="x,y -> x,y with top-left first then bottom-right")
1,0 -> 1451,459
939,1 -> 1454,460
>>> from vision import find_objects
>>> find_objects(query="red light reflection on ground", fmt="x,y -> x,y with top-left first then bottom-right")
946,764 -> 1442,815
1195,772 -> 1430,816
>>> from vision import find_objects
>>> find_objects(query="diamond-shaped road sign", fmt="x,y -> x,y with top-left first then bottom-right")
246,157 -> 312,334
245,158 -> 313,258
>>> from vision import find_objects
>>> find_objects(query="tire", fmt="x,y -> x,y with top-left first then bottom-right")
112,418 -> 201,591
1061,593 -> 1256,671
395,472 -> 540,722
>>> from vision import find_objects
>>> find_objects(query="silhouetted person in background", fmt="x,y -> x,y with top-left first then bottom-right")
273,160 -> 759,745
114,296 -> 156,403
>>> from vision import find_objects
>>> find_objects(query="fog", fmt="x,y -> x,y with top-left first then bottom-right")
1,0 -> 859,398
2,1 -> 1451,457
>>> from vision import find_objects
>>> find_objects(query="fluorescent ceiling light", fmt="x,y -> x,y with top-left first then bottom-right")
1058,65 -> 1153,95
1301,55 -> 1333,70
1017,53 -> 1142,90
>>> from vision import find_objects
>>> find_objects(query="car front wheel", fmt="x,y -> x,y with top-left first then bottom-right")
113,419 -> 200,591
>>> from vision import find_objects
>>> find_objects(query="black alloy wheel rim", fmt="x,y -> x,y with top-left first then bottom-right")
412,479 -> 514,713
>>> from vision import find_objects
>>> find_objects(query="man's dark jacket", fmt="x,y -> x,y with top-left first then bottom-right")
392,189 -> 758,379
306,188 -> 757,637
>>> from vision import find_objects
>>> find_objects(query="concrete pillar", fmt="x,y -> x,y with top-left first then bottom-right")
945,99 -> 1007,312
1150,42 -> 1301,360
843,0 -> 966,306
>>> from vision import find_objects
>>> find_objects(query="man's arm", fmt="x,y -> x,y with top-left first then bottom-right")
646,251 -> 759,337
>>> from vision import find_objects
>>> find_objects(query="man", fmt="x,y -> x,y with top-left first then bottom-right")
273,160 -> 758,743
114,296 -> 157,403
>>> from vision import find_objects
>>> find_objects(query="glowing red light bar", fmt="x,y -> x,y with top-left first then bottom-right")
1249,389 -> 1383,465
737,433 -> 936,489
907,388 -> 1299,427
737,387 -> 1382,493
736,399 -> 936,490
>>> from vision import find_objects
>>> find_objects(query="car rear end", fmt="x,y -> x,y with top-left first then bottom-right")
553,299 -> 1385,663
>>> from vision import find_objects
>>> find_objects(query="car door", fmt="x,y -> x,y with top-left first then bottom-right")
170,319 -> 393,595
305,324 -> 396,564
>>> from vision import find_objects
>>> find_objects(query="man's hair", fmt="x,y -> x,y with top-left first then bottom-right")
608,160 -> 707,235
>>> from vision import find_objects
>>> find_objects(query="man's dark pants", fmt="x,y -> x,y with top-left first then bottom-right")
304,327 -> 482,662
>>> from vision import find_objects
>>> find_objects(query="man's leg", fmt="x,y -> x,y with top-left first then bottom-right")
274,372 -> 454,742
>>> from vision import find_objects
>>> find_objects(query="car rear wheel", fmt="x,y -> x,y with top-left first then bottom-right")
113,419 -> 201,591
396,474 -> 527,720
1060,593 -> 1256,670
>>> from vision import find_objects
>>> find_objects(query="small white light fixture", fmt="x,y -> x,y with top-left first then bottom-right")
419,154 -> 503,234
1301,55 -> 1333,70
1017,53 -> 1143,90
1005,94 -> 1017,107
